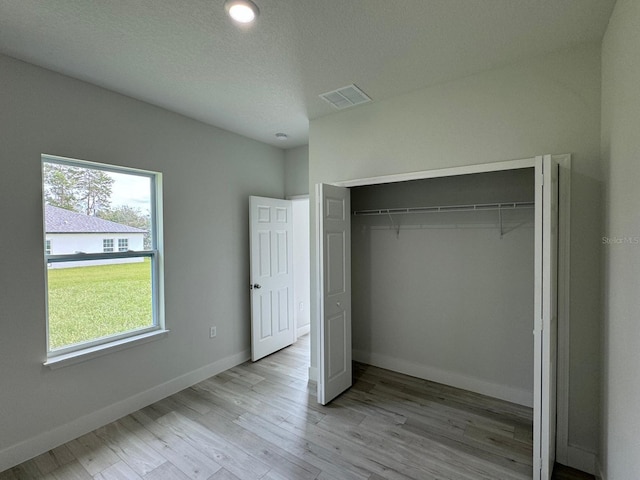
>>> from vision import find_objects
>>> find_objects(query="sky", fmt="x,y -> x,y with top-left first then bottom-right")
108,171 -> 152,212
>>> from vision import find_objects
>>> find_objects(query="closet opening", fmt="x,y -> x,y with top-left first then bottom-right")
350,168 -> 536,408
315,155 -> 570,480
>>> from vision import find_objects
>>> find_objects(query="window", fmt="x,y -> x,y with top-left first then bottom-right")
42,154 -> 164,362
103,238 -> 114,252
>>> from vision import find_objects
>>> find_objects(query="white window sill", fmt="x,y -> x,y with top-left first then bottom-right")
44,329 -> 170,369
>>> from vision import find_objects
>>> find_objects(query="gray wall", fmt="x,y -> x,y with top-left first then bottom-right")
309,43 -> 602,455
284,145 -> 309,197
600,0 -> 640,477
351,170 -> 535,406
0,54 -> 284,468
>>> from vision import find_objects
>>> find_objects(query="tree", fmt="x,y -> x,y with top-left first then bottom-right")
43,163 -> 115,216
99,205 -> 151,249
76,168 -> 114,216
43,163 -> 82,210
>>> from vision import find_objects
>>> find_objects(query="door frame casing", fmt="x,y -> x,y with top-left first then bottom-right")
315,155 -> 571,476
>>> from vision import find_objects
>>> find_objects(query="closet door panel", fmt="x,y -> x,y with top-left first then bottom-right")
317,183 -> 352,405
533,155 -> 559,480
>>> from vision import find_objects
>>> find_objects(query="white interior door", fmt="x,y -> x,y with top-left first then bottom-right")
533,155 -> 559,479
317,183 -> 351,405
249,196 -> 295,362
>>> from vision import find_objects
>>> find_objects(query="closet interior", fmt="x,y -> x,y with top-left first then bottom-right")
350,168 -> 536,407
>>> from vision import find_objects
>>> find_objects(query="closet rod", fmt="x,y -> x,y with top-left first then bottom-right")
352,201 -> 534,216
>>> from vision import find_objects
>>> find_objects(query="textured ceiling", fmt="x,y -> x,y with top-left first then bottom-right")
0,0 -> 616,148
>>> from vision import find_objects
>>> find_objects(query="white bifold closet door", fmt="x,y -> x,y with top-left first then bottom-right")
316,183 -> 351,405
534,155 -> 559,480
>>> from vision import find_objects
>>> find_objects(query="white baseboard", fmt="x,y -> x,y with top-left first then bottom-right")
308,366 -> 317,382
0,349 -> 250,472
297,323 -> 310,338
352,349 -> 533,407
566,444 -> 597,475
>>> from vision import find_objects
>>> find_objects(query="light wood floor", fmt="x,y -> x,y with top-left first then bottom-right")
1,335 -> 592,480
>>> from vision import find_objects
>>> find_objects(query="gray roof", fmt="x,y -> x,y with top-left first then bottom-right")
45,205 -> 146,234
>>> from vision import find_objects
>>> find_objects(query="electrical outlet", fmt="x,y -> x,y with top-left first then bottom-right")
299,302 -> 304,312
210,326 -> 217,338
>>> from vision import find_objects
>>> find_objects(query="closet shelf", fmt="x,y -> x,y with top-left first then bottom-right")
352,201 -> 534,216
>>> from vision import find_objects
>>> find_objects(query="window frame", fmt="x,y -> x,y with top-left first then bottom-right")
45,239 -> 51,255
42,154 -> 165,363
103,238 -> 114,252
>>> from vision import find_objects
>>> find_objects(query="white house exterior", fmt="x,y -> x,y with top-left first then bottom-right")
45,205 -> 146,268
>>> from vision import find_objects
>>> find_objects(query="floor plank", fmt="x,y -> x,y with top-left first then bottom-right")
94,421 -> 166,476
50,460 -> 92,480
65,432 -> 120,476
93,460 -> 143,480
141,462 -> 191,480
1,334 -> 594,480
32,445 -> 75,476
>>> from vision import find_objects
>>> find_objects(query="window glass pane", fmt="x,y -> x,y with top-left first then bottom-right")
42,162 -> 153,253
108,171 -> 153,250
47,258 -> 153,351
103,238 -> 114,252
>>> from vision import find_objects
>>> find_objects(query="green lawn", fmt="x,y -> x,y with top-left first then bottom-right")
47,259 -> 153,350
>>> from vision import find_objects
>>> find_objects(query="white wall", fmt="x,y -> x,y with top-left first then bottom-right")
284,145 -> 309,197
350,171 -> 535,406
600,1 -> 640,477
309,43 -> 602,456
47,233 -> 145,268
47,233 -> 144,255
0,54 -> 284,470
292,198 -> 310,336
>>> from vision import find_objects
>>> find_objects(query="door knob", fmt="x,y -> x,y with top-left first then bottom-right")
251,284 -> 262,289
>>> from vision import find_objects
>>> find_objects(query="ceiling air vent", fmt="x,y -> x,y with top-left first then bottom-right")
319,84 -> 371,110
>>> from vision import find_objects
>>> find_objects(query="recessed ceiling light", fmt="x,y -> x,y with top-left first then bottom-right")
224,0 -> 259,24
275,133 -> 288,140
